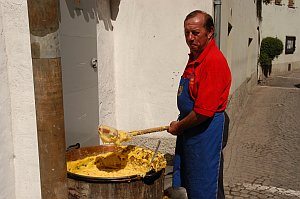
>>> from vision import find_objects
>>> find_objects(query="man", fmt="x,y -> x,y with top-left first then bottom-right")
168,10 -> 231,199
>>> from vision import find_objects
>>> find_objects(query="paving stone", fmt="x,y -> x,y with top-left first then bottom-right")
249,191 -> 259,196
257,194 -> 268,198
240,189 -> 249,194
240,193 -> 250,198
231,187 -> 241,192
231,191 -> 241,196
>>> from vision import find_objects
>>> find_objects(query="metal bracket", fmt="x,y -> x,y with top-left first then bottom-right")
91,58 -> 98,69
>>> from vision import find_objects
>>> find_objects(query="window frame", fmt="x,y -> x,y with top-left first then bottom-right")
285,36 -> 296,54
275,0 -> 282,5
288,0 -> 295,8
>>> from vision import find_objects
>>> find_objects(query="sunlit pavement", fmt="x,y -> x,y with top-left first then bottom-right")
223,70 -> 300,198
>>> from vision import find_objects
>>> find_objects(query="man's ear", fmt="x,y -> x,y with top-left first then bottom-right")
208,27 -> 214,39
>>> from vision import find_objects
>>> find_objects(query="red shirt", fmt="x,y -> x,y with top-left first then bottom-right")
182,39 -> 231,117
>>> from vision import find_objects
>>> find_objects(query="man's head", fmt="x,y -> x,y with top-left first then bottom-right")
184,10 -> 214,59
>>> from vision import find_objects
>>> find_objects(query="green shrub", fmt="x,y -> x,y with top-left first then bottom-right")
260,37 -> 283,60
258,52 -> 272,67
259,37 -> 283,77
263,0 -> 271,4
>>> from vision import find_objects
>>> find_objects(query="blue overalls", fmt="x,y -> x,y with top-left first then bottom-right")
173,73 -> 225,199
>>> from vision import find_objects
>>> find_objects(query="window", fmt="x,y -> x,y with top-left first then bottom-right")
228,22 -> 233,36
288,0 -> 295,8
285,36 -> 296,54
248,38 -> 253,46
275,0 -> 282,5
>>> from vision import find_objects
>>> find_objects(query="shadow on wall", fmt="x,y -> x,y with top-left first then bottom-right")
64,0 -> 120,31
222,112 -> 230,149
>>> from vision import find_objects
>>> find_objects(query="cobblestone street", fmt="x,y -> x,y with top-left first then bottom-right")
223,70 -> 300,198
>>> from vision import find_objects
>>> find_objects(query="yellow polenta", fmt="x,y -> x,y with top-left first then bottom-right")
99,130 -> 132,145
67,145 -> 167,178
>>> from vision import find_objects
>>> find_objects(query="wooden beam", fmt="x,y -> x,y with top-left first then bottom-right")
27,0 -> 67,198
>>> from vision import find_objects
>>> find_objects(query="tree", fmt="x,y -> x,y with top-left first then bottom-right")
259,37 -> 283,77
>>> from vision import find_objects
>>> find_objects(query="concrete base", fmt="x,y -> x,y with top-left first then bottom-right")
270,61 -> 300,75
226,72 -> 257,133
163,166 -> 188,199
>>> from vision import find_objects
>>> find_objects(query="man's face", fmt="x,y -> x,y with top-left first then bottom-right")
184,14 -> 213,58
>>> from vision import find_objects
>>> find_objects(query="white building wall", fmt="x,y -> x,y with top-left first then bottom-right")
96,0 -> 117,130
112,1 -> 213,132
0,6 -> 15,199
96,0 -> 260,150
262,0 -> 300,73
0,1 -> 41,199
60,0 -> 99,147
220,0 -> 260,93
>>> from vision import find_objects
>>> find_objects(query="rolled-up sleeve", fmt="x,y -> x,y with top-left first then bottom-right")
192,59 -> 230,117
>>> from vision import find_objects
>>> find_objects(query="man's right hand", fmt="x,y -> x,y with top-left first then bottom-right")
168,121 -> 182,136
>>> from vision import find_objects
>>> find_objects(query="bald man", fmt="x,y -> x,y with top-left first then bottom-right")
168,10 -> 231,199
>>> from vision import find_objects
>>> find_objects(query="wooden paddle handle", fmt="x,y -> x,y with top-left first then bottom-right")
129,126 -> 169,136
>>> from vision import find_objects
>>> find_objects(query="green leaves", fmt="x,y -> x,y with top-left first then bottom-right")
258,37 -> 283,77
258,52 -> 272,67
260,37 -> 283,60
263,0 -> 272,5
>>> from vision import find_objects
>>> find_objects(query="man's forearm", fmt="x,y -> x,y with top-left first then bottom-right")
177,111 -> 209,132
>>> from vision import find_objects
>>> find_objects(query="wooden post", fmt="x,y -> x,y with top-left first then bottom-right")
27,0 -> 68,198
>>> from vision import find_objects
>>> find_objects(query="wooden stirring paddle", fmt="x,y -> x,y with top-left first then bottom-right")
98,125 -> 169,145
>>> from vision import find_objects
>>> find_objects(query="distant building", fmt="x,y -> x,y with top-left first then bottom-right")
261,0 -> 300,73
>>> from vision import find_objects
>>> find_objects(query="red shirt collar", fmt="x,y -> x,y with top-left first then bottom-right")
187,38 -> 216,66
183,39 -> 216,77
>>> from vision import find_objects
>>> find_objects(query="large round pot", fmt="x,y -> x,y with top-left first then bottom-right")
66,145 -> 165,199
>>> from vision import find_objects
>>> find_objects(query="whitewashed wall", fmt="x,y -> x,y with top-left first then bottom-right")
0,6 -> 15,199
96,0 -> 213,133
262,0 -> 300,73
220,0 -> 260,92
0,1 -> 41,199
60,0 -> 99,147
96,0 -> 117,129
